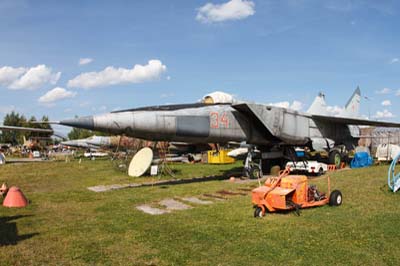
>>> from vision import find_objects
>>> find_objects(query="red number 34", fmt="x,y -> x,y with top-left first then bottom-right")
210,112 -> 229,128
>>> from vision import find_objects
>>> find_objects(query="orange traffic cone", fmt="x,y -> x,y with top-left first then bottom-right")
3,186 -> 28,208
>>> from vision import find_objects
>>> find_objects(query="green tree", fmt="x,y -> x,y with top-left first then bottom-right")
0,112 -> 53,144
26,115 -> 53,138
67,127 -> 94,140
2,111 -> 27,144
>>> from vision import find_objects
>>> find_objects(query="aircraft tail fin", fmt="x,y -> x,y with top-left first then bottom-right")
23,136 -> 27,146
307,92 -> 328,115
340,87 -> 361,118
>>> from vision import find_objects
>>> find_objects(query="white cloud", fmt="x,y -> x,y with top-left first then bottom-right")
382,100 -> 391,106
270,101 -> 290,108
396,89 -> 400,96
0,65 -> 61,90
79,58 -> 93,65
196,0 -> 255,23
390,58 -> 399,64
375,88 -> 391,94
0,66 -> 26,86
326,105 -> 344,116
67,59 -> 167,89
374,109 -> 395,119
38,87 -> 76,104
9,65 -> 60,90
290,100 -> 303,111
270,100 -> 303,111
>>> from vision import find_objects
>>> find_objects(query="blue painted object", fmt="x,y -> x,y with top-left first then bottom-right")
388,153 -> 400,192
350,152 -> 373,168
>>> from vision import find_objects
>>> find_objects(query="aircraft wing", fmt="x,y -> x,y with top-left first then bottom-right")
0,125 -> 53,133
311,115 -> 400,128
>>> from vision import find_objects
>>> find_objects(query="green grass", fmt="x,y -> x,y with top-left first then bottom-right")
0,160 -> 399,265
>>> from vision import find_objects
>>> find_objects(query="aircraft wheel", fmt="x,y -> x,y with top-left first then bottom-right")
249,166 -> 261,179
254,206 -> 264,218
317,167 -> 324,176
329,151 -> 342,169
329,190 -> 343,206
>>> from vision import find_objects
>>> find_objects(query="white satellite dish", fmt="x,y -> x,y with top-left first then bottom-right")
128,147 -> 154,177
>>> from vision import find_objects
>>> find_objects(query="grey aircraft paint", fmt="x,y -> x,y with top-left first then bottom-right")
57,89 -> 400,152
61,135 -> 112,150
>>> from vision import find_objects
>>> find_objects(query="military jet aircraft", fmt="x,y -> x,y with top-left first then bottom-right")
49,89 -> 400,171
61,135 -> 114,150
61,134 -> 210,154
0,125 -> 53,134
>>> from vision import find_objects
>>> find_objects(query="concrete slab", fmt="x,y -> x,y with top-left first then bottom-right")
88,183 -> 141,192
181,197 -> 213,205
160,199 -> 192,210
136,205 -> 170,215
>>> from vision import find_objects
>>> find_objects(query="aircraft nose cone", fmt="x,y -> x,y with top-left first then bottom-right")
60,116 -> 94,130
61,140 -> 74,146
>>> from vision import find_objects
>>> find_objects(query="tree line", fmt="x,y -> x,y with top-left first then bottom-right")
0,111 -> 52,144
1,112 -> 108,144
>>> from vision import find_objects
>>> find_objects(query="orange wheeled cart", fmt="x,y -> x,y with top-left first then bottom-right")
252,169 -> 342,217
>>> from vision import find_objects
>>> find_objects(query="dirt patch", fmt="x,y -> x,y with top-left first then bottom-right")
203,194 -> 226,200
216,190 -> 247,196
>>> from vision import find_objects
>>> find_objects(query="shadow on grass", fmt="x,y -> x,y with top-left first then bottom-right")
139,167 -> 245,187
222,166 -> 243,177
0,215 -> 38,246
143,174 -> 228,187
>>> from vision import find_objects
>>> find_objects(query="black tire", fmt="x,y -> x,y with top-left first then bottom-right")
329,150 -> 342,169
249,166 -> 261,179
329,190 -> 343,206
254,206 -> 264,218
317,167 -> 324,176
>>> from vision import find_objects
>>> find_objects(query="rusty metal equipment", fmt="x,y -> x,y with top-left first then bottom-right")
252,169 -> 342,217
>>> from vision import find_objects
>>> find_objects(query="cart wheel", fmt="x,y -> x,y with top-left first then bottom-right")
254,206 -> 264,218
249,166 -> 261,179
329,190 -> 342,206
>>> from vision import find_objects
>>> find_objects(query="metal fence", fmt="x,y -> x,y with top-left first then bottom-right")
359,127 -> 400,152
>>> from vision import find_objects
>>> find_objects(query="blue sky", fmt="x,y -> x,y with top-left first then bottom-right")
0,0 -> 399,134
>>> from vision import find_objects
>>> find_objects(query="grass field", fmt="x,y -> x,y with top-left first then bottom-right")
0,159 -> 399,266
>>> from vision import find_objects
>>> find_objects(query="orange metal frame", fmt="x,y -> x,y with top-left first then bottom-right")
252,169 -> 331,215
